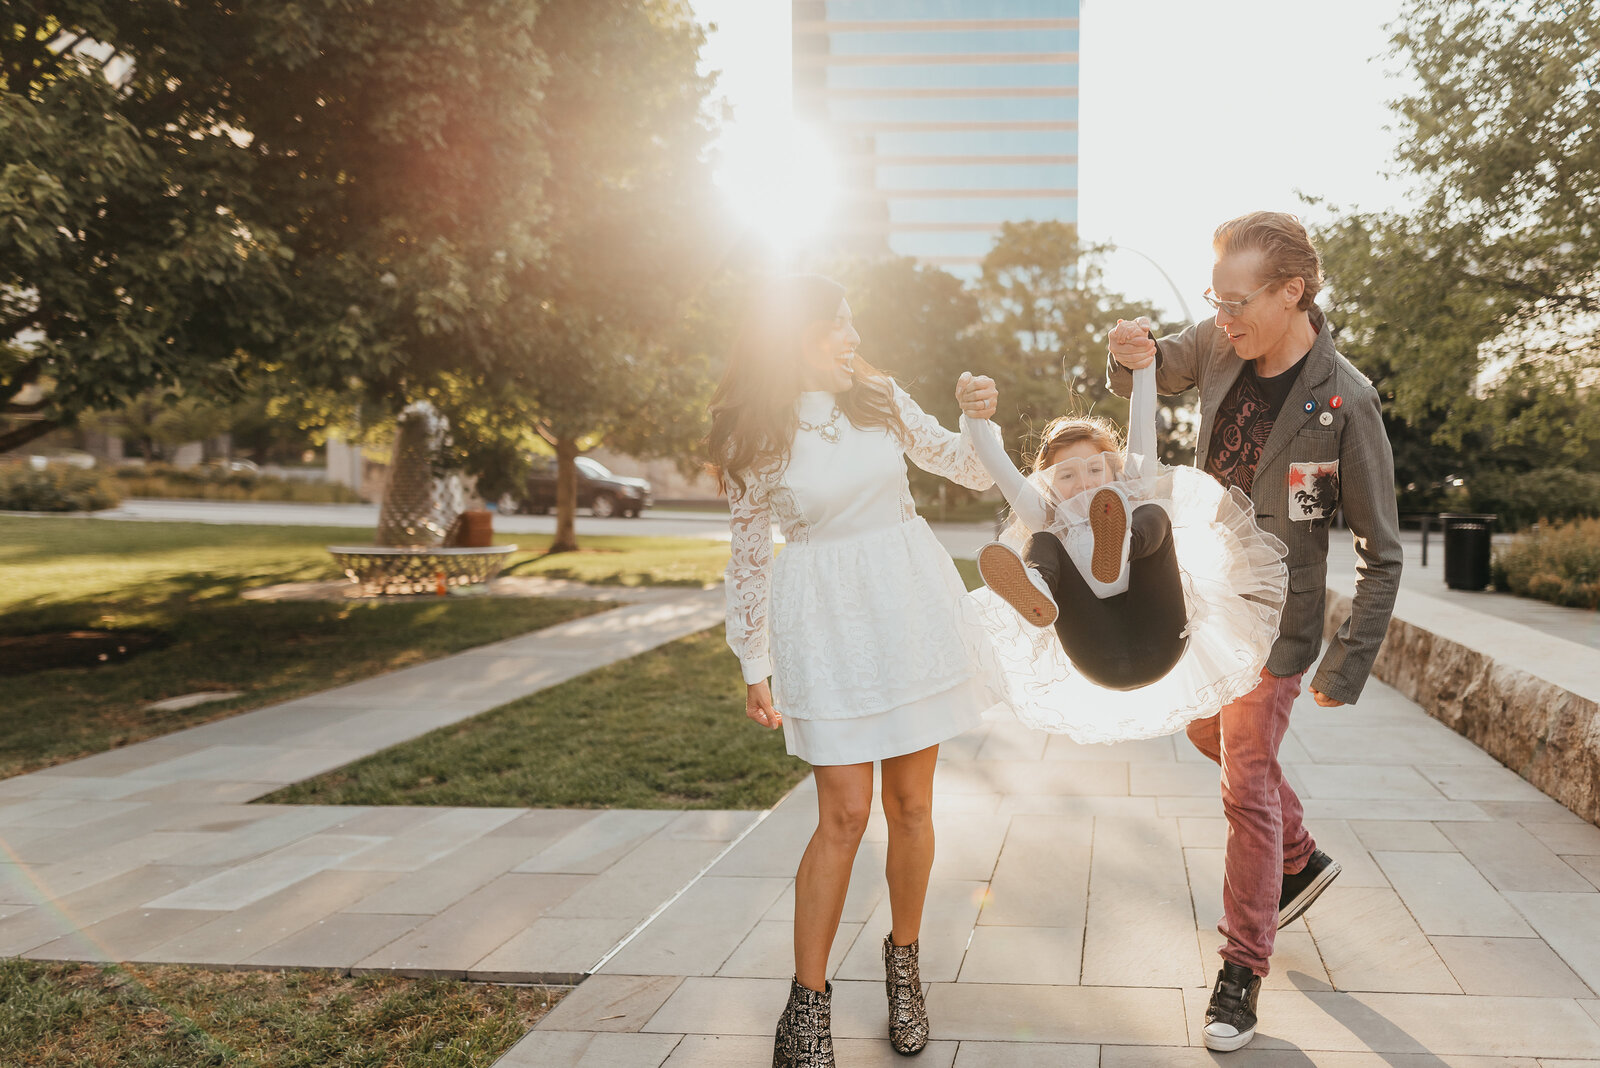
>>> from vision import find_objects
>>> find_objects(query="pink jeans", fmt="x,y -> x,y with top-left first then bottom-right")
1185,668 -> 1316,977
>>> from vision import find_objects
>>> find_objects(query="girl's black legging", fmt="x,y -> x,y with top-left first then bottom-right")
1025,503 -> 1189,691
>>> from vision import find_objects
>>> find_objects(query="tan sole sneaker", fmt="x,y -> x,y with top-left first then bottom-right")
977,542 -> 1058,628
1089,487 -> 1127,585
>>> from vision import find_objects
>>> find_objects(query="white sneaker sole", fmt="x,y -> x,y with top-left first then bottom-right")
1278,859 -> 1342,928
1203,1024 -> 1256,1053
977,543 -> 1057,628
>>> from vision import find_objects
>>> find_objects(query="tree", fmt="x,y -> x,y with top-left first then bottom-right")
827,256 -> 981,420
462,0 -> 723,554
7,2 -> 726,557
3,2 -> 552,458
1390,0 -> 1599,324
1314,0 -> 1600,495
1,11 -> 290,452
82,390 -> 235,462
973,221 -> 1170,461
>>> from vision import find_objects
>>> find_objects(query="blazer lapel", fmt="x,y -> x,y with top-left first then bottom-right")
1252,323 -> 1337,480
1196,342 -> 1245,473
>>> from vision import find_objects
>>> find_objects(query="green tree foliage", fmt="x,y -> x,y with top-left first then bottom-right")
973,221 -> 1170,460
827,255 -> 981,418
440,0 -> 724,553
1,11 -> 291,452
6,1 -> 726,556
241,2 -> 552,403
1314,0 -> 1600,505
2,1 -> 550,452
81,391 -> 234,462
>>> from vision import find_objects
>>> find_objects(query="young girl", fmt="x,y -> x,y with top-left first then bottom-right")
960,362 -> 1289,743
977,413 -> 1190,691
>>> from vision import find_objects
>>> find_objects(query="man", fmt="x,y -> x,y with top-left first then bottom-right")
1108,211 -> 1402,1052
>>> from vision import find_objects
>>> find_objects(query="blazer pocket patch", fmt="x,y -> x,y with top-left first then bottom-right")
1288,460 -> 1340,523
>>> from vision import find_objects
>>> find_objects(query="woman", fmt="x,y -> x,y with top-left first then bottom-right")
709,275 -> 999,1067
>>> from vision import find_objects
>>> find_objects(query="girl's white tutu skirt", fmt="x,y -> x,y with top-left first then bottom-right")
769,517 -> 991,766
962,463 -> 1288,744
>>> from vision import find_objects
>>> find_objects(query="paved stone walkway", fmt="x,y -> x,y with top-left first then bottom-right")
508,672 -> 1600,1066
0,586 -> 738,982
4,559 -> 1600,1065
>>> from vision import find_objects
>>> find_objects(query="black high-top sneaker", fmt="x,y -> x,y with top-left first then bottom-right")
1279,849 -> 1341,928
1203,961 -> 1262,1052
773,978 -> 835,1068
883,935 -> 930,1055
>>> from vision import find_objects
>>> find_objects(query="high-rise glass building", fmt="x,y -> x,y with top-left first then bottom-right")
793,0 -> 1079,276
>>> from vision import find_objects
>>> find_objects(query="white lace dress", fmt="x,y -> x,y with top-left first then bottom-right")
725,386 -> 997,766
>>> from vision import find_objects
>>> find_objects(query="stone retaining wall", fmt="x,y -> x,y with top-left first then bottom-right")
1325,590 -> 1600,825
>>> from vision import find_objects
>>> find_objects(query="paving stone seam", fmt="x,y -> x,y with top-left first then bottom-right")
581,778 -> 811,979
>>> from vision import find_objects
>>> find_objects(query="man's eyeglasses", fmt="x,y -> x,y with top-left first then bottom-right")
1203,281 -> 1273,317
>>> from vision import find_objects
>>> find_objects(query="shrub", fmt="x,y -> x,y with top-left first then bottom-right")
1493,516 -> 1600,609
112,464 -> 365,503
0,465 -> 120,512
1463,467 -> 1600,532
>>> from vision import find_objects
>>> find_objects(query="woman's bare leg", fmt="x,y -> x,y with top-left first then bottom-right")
880,744 -> 940,946
794,761 -> 874,991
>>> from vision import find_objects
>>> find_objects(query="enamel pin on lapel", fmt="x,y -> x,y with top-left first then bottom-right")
1329,395 -> 1343,409
1303,400 -> 1317,413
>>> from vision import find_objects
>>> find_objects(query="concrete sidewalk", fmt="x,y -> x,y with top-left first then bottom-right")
509,678 -> 1600,1066
1329,528 -> 1600,653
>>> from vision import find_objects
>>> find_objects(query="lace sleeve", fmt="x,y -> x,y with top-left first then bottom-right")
892,384 -> 994,490
724,473 -> 774,684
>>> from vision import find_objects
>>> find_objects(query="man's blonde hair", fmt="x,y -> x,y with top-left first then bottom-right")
1213,211 -> 1323,311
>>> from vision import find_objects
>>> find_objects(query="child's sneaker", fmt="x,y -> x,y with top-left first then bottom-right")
977,542 -> 1058,628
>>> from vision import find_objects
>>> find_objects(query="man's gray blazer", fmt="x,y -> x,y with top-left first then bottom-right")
1108,315 -> 1403,704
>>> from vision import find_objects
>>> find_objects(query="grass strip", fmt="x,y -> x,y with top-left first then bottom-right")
0,516 -> 733,611
266,626 -> 810,810
0,959 -> 558,1068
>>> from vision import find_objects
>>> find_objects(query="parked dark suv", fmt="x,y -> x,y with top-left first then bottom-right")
501,456 -> 653,518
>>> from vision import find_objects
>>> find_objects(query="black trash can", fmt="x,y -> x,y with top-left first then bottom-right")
1439,513 -> 1496,591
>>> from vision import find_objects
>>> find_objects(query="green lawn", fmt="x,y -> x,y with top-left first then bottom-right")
499,532 -> 731,587
266,626 -> 810,810
0,960 -> 558,1068
0,517 -> 733,779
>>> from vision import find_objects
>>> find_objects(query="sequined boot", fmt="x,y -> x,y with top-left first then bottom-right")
883,934 -> 930,1055
773,978 -> 835,1068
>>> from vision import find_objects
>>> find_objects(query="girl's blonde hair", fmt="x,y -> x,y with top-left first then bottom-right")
997,414 -> 1126,547
1031,414 -> 1124,473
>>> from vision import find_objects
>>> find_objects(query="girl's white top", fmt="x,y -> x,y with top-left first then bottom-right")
724,385 -> 992,686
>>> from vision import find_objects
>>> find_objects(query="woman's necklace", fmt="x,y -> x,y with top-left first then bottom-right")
797,405 -> 844,444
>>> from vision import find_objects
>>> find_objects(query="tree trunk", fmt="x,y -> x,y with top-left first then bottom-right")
550,436 -> 580,554
0,419 -> 62,454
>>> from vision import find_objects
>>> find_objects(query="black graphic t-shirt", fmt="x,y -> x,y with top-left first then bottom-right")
1204,357 -> 1307,493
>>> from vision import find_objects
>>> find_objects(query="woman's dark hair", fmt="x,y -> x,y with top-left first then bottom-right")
707,274 -> 909,496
